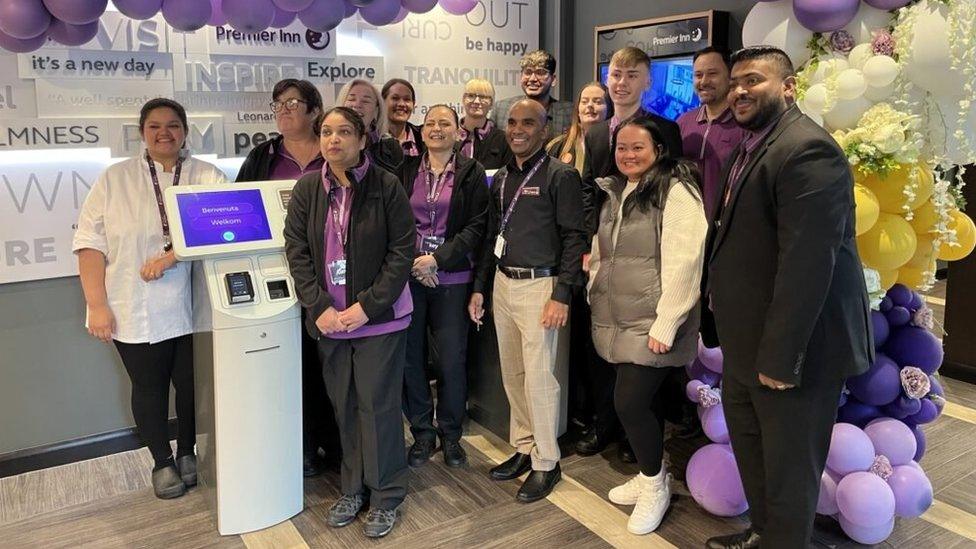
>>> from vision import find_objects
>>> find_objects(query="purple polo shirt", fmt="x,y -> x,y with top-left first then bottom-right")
677,105 -> 746,219
399,127 -> 420,157
321,157 -> 412,339
269,144 -> 324,180
459,118 -> 494,159
410,156 -> 473,285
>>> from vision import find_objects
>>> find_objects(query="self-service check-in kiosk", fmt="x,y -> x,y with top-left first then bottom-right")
164,181 -> 302,535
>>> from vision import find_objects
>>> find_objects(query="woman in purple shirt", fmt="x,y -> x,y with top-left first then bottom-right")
396,105 -> 489,469
283,107 -> 415,539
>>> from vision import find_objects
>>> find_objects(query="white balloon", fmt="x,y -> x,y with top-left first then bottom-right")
824,96 -> 873,130
862,55 -> 900,88
903,0 -> 962,99
812,55 -> 850,83
926,96 -> 976,165
836,69 -> 868,100
848,43 -> 875,71
807,110 -> 825,128
864,81 -> 895,101
804,83 -> 829,114
743,0 -> 814,67
843,2 -> 895,44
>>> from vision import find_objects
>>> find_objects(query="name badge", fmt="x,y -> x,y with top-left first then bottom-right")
328,259 -> 347,286
421,235 -> 445,254
521,186 -> 540,196
494,235 -> 506,259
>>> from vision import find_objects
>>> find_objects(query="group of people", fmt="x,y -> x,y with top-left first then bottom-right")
73,43 -> 872,548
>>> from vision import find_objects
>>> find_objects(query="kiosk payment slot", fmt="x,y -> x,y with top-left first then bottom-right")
164,181 -> 302,535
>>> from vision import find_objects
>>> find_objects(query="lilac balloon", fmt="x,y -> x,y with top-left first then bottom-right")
865,418 -> 917,466
698,340 -> 724,373
912,424 -> 926,462
0,0 -> 52,39
826,423 -> 875,475
390,5 -> 407,23
113,0 -> 162,20
881,395 -> 921,419
223,0 -> 275,32
161,0 -> 212,32
838,514 -> 895,545
48,19 -> 98,46
273,0 -> 314,10
871,310 -> 890,348
686,380 -> 705,403
686,444 -> 748,517
879,296 -> 893,312
885,305 -> 911,327
359,0 -> 399,25
42,0 -> 106,24
793,0 -> 860,33
887,284 -> 913,308
402,0 -> 437,13
884,327 -> 944,374
863,0 -> 912,9
836,471 -> 896,527
439,0 -> 477,16
887,464 -> 933,518
699,370 -> 721,387
702,404 -> 730,444
846,353 -> 901,406
208,0 -> 226,25
298,0 -> 344,32
0,27 -> 47,51
270,5 -> 297,27
817,470 -> 841,515
343,0 -> 357,16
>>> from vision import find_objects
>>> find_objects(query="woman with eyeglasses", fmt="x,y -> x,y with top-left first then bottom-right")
236,79 -> 340,479
457,78 -> 512,170
336,78 -> 404,173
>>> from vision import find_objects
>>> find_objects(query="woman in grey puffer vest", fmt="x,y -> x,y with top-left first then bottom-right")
588,118 -> 707,536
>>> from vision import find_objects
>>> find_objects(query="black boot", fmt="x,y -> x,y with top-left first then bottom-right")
575,427 -> 613,456
618,438 -> 636,463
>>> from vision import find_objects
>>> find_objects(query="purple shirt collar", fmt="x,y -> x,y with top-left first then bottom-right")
459,118 -> 494,141
695,105 -> 735,125
399,125 -> 420,156
321,154 -> 371,191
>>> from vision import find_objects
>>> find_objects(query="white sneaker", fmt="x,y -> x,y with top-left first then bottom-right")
627,469 -> 672,535
608,474 -> 641,505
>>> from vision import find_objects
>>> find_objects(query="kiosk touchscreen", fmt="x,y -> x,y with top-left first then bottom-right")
164,181 -> 302,535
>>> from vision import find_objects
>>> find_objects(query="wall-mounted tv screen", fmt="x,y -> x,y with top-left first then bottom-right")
598,56 -> 700,122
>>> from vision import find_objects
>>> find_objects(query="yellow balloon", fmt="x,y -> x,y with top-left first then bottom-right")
862,164 -> 934,214
878,269 -> 899,290
909,199 -> 940,234
907,234 -> 936,268
857,212 -> 918,271
898,260 -> 936,290
937,210 -> 976,261
854,184 -> 880,236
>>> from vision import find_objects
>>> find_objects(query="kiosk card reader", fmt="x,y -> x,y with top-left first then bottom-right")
164,181 -> 302,535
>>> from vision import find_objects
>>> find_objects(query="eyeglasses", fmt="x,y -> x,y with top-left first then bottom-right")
463,93 -> 493,103
521,68 -> 551,78
270,98 -> 308,112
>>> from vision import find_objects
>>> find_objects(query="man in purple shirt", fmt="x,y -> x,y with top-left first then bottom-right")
677,47 -> 746,221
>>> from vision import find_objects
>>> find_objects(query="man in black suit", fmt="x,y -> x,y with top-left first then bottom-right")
574,46 -> 685,462
703,47 -> 873,549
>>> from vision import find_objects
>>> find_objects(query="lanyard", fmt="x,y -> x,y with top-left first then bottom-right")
498,153 -> 547,234
327,183 -> 352,255
423,153 -> 455,235
146,152 -> 183,251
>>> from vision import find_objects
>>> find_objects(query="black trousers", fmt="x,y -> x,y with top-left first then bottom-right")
300,327 -> 340,457
570,286 -> 619,435
403,280 -> 470,443
613,363 -> 673,476
318,330 -> 408,510
114,334 -> 194,466
723,370 -> 844,548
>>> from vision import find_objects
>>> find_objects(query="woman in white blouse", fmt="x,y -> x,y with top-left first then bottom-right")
73,98 -> 227,500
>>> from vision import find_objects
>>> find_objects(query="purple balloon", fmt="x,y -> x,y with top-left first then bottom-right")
884,327 -> 944,374
817,470 -> 841,515
48,19 -> 97,46
223,0 -> 275,31
343,0 -> 357,16
273,0 -> 314,10
208,0 -> 226,25
702,404 -> 730,444
793,0 -> 860,33
885,305 -> 911,327
879,296 -> 893,312
909,292 -> 923,311
865,418 -> 917,466
0,27 -> 47,51
838,514 -> 894,545
298,0 -> 344,32
928,375 -> 944,398
686,380 -> 705,403
846,353 -> 901,406
887,284 -> 913,308
836,471 -> 896,528
359,0 -> 399,25
439,0 -> 477,15
350,0 -> 374,6
837,399 -> 882,428
827,423 -> 875,475
699,370 -> 721,387
0,0 -> 52,39
686,444 -> 748,517
162,0 -> 211,31
698,340 -> 723,373
686,357 -> 707,379
881,395 -> 921,419
912,424 -> 926,462
863,0 -> 912,9
389,5 -> 408,23
909,398 -> 939,424
838,390 -> 848,408
402,0 -> 437,13
270,5 -> 297,27
887,464 -> 933,518
42,0 -> 106,24
113,0 -> 162,20
871,310 -> 890,348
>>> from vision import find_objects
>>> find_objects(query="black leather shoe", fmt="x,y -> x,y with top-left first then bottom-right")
303,452 -> 323,477
576,429 -> 612,456
618,439 -> 637,463
408,438 -> 437,467
442,439 -> 467,468
516,464 -> 561,503
705,528 -> 761,549
489,452 -> 532,481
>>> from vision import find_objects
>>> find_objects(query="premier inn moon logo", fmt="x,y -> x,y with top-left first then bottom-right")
306,30 -> 331,51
